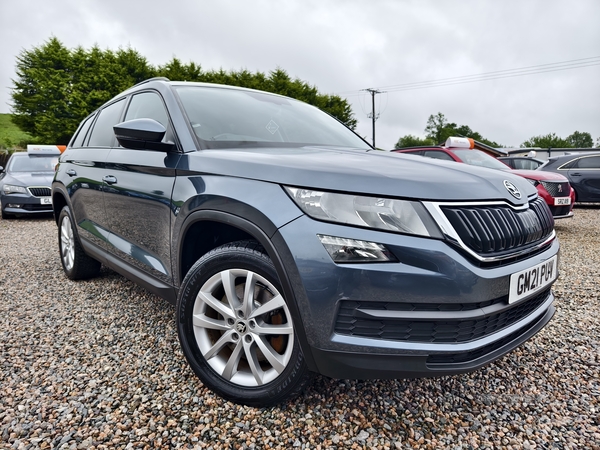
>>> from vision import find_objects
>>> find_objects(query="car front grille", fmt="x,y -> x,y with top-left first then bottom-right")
334,288 -> 551,344
440,197 -> 554,257
28,187 -> 51,197
539,181 -> 570,198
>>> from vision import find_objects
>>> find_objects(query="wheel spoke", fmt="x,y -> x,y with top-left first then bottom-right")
249,294 -> 286,319
221,270 -> 240,310
243,339 -> 263,385
193,313 -> 230,331
204,329 -> 236,360
252,322 -> 293,336
241,271 -> 257,318
254,336 -> 286,373
221,340 -> 244,380
198,291 -> 235,320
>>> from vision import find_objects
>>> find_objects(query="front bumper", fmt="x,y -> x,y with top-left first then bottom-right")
275,215 -> 559,379
1,193 -> 53,215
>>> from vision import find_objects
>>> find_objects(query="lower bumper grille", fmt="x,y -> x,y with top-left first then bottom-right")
334,288 -> 551,344
549,205 -> 572,218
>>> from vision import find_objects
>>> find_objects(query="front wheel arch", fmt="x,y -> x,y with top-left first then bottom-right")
176,210 -> 318,373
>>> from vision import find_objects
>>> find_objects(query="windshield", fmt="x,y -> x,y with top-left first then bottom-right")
174,86 -> 371,150
452,149 -> 511,170
8,155 -> 58,172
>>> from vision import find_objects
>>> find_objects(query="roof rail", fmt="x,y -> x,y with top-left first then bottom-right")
129,77 -> 170,89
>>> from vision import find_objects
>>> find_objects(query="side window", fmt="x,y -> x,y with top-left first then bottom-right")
575,156 -> 600,169
88,99 -> 126,147
401,150 -> 423,156
560,159 -> 577,169
124,92 -> 169,128
424,150 -> 453,161
71,114 -> 95,148
514,159 -> 537,170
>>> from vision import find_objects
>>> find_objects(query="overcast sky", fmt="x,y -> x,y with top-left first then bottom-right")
1,0 -> 598,149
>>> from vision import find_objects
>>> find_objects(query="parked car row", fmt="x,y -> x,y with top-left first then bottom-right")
392,139 -> 578,219
498,153 -> 600,203
537,153 -> 600,203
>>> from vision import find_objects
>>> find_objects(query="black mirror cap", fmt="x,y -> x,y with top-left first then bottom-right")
114,118 -> 174,152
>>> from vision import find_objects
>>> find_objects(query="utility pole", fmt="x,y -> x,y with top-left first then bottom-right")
364,88 -> 383,148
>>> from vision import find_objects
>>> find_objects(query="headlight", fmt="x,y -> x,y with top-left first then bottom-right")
3,185 -> 28,194
284,187 -> 442,238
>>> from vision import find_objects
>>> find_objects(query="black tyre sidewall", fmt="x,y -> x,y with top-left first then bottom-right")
177,242 -> 310,407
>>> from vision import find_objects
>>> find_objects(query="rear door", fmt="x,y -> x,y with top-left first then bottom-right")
61,98 -> 126,250
567,155 -> 600,201
103,90 -> 180,285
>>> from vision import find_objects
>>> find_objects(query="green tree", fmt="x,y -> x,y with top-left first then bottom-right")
423,112 -> 500,147
11,38 -> 358,144
424,112 -> 448,144
395,135 -> 435,148
11,38 -> 155,144
566,131 -> 593,148
521,133 -> 572,148
11,37 -> 72,143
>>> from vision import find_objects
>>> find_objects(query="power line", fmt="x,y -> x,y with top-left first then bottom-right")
336,56 -> 600,97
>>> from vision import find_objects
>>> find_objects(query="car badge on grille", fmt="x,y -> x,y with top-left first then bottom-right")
503,180 -> 522,199
558,184 -> 563,193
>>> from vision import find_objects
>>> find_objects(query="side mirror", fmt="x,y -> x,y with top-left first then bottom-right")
0,166 -> 4,172
113,118 -> 175,152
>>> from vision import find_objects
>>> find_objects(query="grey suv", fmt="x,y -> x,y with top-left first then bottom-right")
52,78 -> 559,406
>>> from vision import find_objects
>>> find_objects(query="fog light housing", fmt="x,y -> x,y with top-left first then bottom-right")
318,235 -> 397,263
7,204 -> 23,208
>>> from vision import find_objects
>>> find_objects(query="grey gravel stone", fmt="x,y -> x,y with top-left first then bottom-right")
1,207 -> 599,449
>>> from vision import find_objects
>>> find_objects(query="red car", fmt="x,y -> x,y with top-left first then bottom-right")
393,139 -> 575,219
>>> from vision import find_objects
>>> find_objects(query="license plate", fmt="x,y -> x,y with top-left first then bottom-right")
508,255 -> 558,304
40,197 -> 52,205
554,197 -> 571,205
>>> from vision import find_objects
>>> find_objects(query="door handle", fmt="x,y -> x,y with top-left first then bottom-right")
103,175 -> 118,185
66,169 -> 77,177
570,172 -> 582,176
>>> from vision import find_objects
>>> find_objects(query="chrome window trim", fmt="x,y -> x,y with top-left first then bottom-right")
557,155 -> 600,170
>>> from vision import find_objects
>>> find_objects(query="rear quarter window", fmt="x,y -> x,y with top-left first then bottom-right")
71,114 -> 95,148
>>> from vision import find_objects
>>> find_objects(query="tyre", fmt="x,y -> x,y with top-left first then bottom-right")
177,240 -> 312,407
58,205 -> 101,280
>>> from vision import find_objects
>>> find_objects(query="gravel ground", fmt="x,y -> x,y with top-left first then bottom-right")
1,207 -> 599,450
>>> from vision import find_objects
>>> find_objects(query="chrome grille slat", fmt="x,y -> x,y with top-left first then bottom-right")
440,197 -> 554,256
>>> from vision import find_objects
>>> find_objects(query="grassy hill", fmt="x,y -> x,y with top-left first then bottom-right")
0,113 -> 34,149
